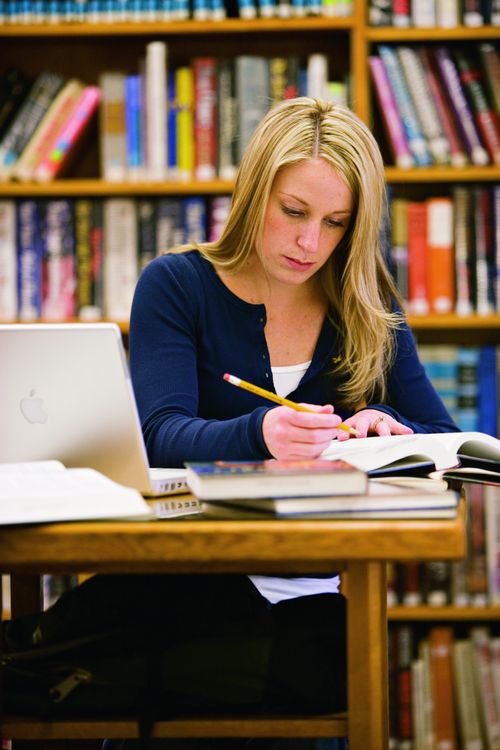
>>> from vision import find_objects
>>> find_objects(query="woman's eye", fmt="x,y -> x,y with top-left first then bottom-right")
282,206 -> 303,217
326,218 -> 344,229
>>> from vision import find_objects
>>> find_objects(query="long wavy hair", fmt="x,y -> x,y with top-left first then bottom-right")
172,97 -> 404,408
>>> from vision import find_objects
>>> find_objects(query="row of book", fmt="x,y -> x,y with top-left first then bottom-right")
98,47 -> 346,184
389,624 -> 500,750
386,186 -> 500,316
0,0 -> 352,24
370,0 -> 500,28
0,195 -> 231,321
418,344 -> 499,436
390,483 -> 500,608
0,68 -> 100,183
370,43 -> 500,168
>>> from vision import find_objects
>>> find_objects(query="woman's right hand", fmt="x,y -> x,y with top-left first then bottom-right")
262,404 -> 342,460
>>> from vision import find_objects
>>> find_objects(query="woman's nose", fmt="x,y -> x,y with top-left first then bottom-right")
297,222 -> 321,253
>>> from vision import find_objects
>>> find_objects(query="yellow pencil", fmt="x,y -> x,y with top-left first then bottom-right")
223,373 -> 360,437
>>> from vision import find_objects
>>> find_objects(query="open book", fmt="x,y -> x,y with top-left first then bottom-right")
0,461 -> 199,525
321,431 -> 500,480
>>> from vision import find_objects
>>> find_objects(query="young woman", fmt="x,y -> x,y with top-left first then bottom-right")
127,98 -> 456,749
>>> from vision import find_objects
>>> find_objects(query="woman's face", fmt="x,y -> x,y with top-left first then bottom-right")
255,158 -> 353,287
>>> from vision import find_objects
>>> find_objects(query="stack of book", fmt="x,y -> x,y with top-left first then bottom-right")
185,457 -> 460,519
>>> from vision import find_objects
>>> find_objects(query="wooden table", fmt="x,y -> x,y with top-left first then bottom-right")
0,500 -> 466,750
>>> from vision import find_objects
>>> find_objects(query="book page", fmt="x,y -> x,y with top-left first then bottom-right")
0,460 -> 66,473
0,468 -> 153,525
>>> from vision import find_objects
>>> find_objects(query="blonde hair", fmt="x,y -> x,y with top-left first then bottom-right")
173,97 -> 404,408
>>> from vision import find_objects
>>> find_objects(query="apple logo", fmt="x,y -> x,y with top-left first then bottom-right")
20,389 -> 48,424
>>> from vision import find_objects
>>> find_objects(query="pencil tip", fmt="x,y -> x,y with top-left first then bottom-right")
223,373 -> 230,381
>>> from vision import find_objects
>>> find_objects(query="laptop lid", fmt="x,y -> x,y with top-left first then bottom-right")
0,322 -> 156,494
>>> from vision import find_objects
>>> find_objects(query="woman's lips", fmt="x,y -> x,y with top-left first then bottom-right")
284,256 -> 315,271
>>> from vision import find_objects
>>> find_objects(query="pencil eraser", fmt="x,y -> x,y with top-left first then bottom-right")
223,373 -> 230,381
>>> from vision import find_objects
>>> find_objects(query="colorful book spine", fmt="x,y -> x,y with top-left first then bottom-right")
452,186 -> 474,316
181,195 -> 207,244
426,196 -> 454,314
103,198 -> 138,320
454,47 -> 500,167
369,55 -> 414,169
396,45 -> 450,164
429,627 -> 458,750
167,68 -> 178,180
12,78 -> 85,182
0,199 -> 17,321
41,199 -> 76,320
155,198 -> 183,253
145,41 -> 168,182
0,67 -> 32,143
234,56 -> 270,162
433,46 -> 489,166
16,200 -> 43,321
124,73 -> 144,181
75,198 -> 95,319
478,345 -> 498,437
216,58 -> 238,181
479,42 -> 500,114
494,185 -> 500,314
418,46 -> 468,168
33,85 -> 101,183
407,201 -> 429,314
193,57 -> 217,182
389,196 -> 409,304
377,44 -> 432,166
175,66 -> 194,183
472,186 -> 495,315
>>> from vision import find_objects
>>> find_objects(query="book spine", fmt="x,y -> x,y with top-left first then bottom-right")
0,199 -> 17,321
369,55 -> 414,168
470,627 -> 500,748
429,627 -> 458,750
124,73 -> 144,181
181,195 -> 207,244
407,200 -> 429,314
89,199 -> 104,318
306,53 -> 328,99
145,40 -> 168,182
452,640 -> 484,750
392,0 -> 410,26
235,56 -> 270,162
473,186 -> 495,315
426,196 -> 454,314
0,68 -> 31,143
389,196 -> 409,303
463,0 -> 485,25
103,198 -> 138,320
155,197 -> 183,254
12,79 -> 85,182
99,70 -> 127,182
193,57 -> 217,182
485,484 -> 500,605
208,194 -> 231,242
433,45 -> 490,166
478,345 -> 498,437
452,186 -> 474,316
435,0 -> 459,26
494,185 -> 500,314
0,71 -> 65,181
137,199 -> 157,270
41,199 -> 76,320
466,481 -> 489,606
395,625 -> 414,748
478,42 -> 500,114
175,66 -> 194,183
377,44 -> 433,166
216,59 -> 238,181
411,0 -> 436,26
16,199 -> 43,321
454,47 -> 500,167
269,56 -> 288,105
33,86 -> 101,183
418,46 -> 468,168
74,198 -> 95,319
423,561 -> 451,606
396,45 -> 450,164
167,69 -> 178,180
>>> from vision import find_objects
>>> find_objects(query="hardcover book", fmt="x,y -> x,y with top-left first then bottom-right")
185,458 -> 368,500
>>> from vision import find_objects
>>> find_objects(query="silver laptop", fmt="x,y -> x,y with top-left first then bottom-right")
0,323 -> 187,496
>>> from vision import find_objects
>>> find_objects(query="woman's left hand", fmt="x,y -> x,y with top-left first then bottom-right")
335,409 -> 414,441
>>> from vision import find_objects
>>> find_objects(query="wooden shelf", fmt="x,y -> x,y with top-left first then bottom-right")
0,16 -> 355,35
0,179 -> 235,196
389,605 -> 500,620
367,24 -> 500,41
384,166 -> 500,182
407,313 -> 500,330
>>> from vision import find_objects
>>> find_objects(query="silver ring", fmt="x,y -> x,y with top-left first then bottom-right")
372,416 -> 386,429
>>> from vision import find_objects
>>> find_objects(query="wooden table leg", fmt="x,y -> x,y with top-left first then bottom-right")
346,560 -> 388,750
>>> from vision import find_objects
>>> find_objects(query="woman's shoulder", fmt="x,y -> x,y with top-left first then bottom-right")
140,249 -> 212,287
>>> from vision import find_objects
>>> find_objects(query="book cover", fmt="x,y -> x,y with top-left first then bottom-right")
145,40 -> 168,182
433,45 -> 490,166
33,85 -> 101,182
377,44 -> 433,167
103,198 -> 138,320
454,47 -> 500,166
396,45 -> 450,164
185,458 -> 368,500
193,57 -> 218,182
216,58 -> 238,181
369,56 -> 414,169
41,199 -> 76,320
0,200 -> 17,321
0,70 -> 65,182
407,200 -> 429,315
452,186 -> 474,316
175,66 -> 195,182
99,71 -> 127,183
429,627 -> 458,750
16,199 -> 43,321
426,196 -> 454,313
12,78 -> 85,182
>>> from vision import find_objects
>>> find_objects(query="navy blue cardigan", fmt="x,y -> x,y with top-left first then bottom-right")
129,250 -> 457,468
